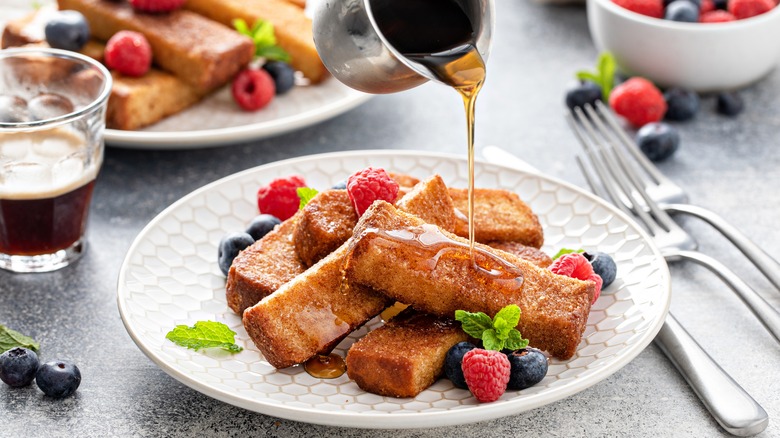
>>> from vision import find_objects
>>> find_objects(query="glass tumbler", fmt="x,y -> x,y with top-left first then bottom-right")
0,48 -> 111,273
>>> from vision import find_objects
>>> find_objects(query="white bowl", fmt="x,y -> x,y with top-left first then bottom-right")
587,0 -> 780,91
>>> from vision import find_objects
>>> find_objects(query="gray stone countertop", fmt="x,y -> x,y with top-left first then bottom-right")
2,1 -> 780,437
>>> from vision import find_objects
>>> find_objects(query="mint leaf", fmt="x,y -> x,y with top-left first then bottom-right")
258,46 -> 292,63
297,187 -> 319,209
455,304 -> 526,351
598,52 -> 616,100
234,18 -> 291,63
0,324 -> 40,354
552,248 -> 584,260
165,321 -> 243,353
482,329 -> 501,351
495,304 -> 521,328
505,329 -> 529,351
455,310 -> 493,339
574,52 -> 617,102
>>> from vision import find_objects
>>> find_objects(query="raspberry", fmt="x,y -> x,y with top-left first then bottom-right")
256,175 -> 307,221
346,167 -> 399,217
129,0 -> 186,13
461,349 -> 511,403
104,31 -> 152,77
609,77 -> 667,127
701,9 -> 738,21
232,69 -> 276,111
701,0 -> 716,13
728,0 -> 774,19
612,0 -> 664,18
550,253 -> 603,303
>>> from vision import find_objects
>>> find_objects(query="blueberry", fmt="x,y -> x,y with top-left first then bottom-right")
635,122 -> 680,162
27,93 -> 75,121
331,180 -> 347,190
716,92 -> 744,117
35,360 -> 81,398
217,232 -> 255,275
713,0 -> 728,9
584,251 -> 617,288
262,61 -> 296,95
565,80 -> 602,111
664,88 -> 700,121
245,214 -> 281,241
505,348 -> 548,390
0,347 -> 40,387
45,10 -> 90,51
0,95 -> 30,123
665,0 -> 699,22
444,342 -> 476,389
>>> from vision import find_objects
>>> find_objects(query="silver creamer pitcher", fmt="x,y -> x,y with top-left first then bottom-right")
312,0 -> 494,94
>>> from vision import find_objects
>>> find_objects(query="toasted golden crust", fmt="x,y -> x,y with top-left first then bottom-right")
387,172 -> 420,189
344,201 -> 593,360
395,175 -> 455,233
242,243 -> 392,369
58,0 -> 254,91
183,0 -> 328,83
293,190 -> 356,268
226,212 -> 306,314
292,174 -> 453,268
449,188 -> 544,248
346,310 -> 468,398
487,241 -> 553,268
108,70 -> 205,130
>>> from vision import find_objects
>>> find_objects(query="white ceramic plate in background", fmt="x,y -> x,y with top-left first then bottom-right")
116,150 -> 671,428
0,0 -> 371,149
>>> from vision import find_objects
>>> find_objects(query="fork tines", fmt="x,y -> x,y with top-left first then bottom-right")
566,104 -> 677,236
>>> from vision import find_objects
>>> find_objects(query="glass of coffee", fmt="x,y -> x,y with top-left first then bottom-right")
0,48 -> 111,273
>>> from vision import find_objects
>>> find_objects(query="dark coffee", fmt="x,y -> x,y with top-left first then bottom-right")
0,179 -> 95,255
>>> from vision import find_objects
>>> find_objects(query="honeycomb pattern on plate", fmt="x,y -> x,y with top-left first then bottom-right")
117,151 -> 670,428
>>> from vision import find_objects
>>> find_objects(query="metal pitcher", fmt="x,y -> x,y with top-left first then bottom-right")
312,0 -> 494,94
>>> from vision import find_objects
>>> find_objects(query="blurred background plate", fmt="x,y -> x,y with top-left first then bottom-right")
0,0 -> 371,149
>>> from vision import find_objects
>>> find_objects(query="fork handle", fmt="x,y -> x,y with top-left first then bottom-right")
667,249 -> 780,344
665,203 -> 780,292
655,313 -> 768,436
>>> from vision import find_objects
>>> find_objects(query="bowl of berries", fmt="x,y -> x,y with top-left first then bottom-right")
587,0 -> 780,91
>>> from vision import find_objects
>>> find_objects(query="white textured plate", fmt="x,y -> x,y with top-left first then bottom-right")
116,150 -> 671,428
0,1 -> 371,150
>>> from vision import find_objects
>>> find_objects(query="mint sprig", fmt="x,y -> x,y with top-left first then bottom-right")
576,52 -> 616,101
0,324 -> 40,354
234,18 -> 291,63
455,304 -> 529,351
552,248 -> 584,260
166,321 -> 243,353
297,187 -> 319,209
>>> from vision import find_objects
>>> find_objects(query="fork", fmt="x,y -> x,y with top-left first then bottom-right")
568,105 -> 772,436
569,104 -> 780,344
590,100 -> 780,291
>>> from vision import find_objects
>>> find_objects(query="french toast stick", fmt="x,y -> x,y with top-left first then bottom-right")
242,175 -> 459,368
344,201 -> 594,359
487,241 -> 552,268
1,10 -> 206,131
242,242 -> 392,369
346,309 -> 468,398
58,0 -> 255,91
183,0 -> 328,83
449,188 -> 544,248
293,175 -> 453,267
226,212 -> 306,314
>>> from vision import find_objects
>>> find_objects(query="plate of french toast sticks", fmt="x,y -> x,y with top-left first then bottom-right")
0,0 -> 370,148
117,150 -> 671,428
